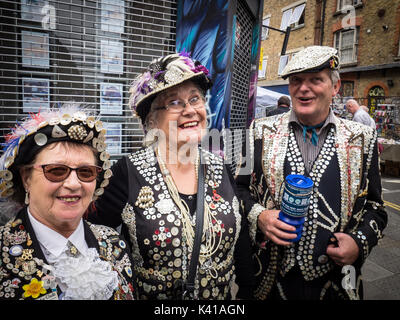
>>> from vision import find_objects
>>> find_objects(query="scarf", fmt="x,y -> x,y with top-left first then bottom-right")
302,121 -> 325,146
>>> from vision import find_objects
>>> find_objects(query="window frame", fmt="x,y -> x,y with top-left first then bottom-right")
278,55 -> 289,75
334,27 -> 359,65
398,37 -> 400,56
336,0 -> 362,11
258,57 -> 268,79
261,16 -> 271,41
280,1 -> 306,31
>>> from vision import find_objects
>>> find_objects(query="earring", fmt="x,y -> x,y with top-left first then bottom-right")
25,191 -> 29,205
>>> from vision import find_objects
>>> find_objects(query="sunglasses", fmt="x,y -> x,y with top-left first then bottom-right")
31,164 -> 101,183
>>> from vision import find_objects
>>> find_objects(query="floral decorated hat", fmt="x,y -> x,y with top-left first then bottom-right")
129,51 -> 212,123
0,105 -> 112,202
280,46 -> 340,79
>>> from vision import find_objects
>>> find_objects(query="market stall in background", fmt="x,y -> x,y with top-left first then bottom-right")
332,96 -> 400,177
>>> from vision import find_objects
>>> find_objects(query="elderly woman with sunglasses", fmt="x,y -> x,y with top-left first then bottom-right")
0,106 -> 136,300
88,53 -> 254,300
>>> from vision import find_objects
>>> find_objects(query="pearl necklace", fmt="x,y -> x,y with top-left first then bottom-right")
155,147 -> 223,269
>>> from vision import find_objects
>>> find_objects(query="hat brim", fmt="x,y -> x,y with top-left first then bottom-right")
281,59 -> 339,80
134,72 -> 212,123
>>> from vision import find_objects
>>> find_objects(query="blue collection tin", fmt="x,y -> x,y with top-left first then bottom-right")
279,174 -> 313,242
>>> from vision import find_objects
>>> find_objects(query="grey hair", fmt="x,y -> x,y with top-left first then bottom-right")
330,70 -> 341,85
346,98 -> 359,107
142,95 -> 164,146
144,94 -> 164,131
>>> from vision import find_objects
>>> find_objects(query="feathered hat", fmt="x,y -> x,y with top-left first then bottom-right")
0,105 -> 112,203
129,51 -> 212,123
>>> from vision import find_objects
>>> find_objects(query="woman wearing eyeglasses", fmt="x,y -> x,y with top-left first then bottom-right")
88,53 -> 254,300
0,106 -> 136,300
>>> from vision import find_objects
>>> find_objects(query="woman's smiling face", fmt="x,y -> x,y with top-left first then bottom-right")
154,81 -> 207,149
21,142 -> 97,234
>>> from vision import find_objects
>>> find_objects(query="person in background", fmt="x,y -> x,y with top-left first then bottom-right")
266,95 -> 291,116
346,99 -> 376,129
0,106 -> 136,300
88,52 -> 254,300
235,46 -> 387,300
361,105 -> 377,128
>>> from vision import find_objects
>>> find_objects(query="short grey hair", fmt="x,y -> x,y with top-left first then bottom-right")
330,70 -> 340,85
141,95 -> 164,146
144,94 -> 164,131
346,98 -> 359,108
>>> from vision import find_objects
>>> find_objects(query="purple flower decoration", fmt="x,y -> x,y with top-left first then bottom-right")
194,64 -> 209,76
130,71 -> 152,109
178,49 -> 192,58
154,70 -> 164,79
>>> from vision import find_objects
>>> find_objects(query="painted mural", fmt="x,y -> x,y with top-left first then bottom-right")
176,0 -> 232,130
176,0 -> 261,130
247,18 -> 261,127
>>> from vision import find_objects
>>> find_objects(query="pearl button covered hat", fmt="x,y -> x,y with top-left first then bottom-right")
0,105 -> 111,201
280,46 -> 340,79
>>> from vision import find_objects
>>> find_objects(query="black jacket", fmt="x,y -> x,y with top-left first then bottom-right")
235,112 -> 387,300
0,207 -> 136,300
89,146 -> 255,299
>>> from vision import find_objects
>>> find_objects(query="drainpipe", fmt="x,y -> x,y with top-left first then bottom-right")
320,0 -> 326,45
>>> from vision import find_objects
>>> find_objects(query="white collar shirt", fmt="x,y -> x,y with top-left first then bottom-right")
27,208 -> 89,264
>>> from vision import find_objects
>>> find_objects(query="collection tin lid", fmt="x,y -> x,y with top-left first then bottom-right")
285,174 -> 314,189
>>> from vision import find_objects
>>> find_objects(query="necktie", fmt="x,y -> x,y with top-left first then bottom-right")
302,121 -> 325,146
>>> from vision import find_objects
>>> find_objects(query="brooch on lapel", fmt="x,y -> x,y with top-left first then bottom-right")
135,186 -> 155,209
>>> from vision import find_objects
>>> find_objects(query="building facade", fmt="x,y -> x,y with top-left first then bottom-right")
0,0 -> 263,167
258,0 -> 400,140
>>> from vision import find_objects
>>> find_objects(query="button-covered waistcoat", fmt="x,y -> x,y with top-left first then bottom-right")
235,112 -> 387,300
0,208 -> 136,300
113,147 -> 242,299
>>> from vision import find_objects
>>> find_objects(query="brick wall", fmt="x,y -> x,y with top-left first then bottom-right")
259,0 -> 400,101
259,0 -> 317,83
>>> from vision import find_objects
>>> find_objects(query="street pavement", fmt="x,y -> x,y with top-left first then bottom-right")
362,175 -> 400,300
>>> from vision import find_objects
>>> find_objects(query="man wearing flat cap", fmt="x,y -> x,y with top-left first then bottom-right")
236,46 -> 387,299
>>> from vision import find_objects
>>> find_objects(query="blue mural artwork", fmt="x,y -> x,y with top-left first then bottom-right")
247,20 -> 261,127
176,0 -> 232,130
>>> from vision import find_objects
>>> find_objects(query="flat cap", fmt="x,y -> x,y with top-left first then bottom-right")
280,46 -> 339,79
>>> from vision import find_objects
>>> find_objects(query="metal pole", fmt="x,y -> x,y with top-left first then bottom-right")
281,26 -> 291,56
262,24 -> 291,56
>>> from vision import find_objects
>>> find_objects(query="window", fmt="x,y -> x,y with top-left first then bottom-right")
258,57 -> 267,79
261,17 -> 270,40
339,81 -> 354,97
278,55 -> 289,75
334,28 -> 359,64
368,86 -> 385,114
280,2 -> 305,31
337,0 -> 362,11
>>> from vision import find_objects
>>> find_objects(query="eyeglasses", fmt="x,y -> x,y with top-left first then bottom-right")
31,164 -> 101,183
155,94 -> 205,113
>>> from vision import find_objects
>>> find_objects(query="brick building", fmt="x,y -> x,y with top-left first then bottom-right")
257,0 -> 400,141
258,0 -> 400,104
